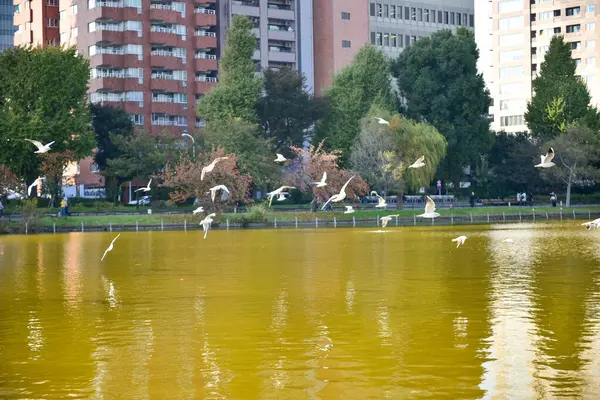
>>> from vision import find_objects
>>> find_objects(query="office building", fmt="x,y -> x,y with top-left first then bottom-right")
313,0 -> 475,95
476,0 -> 599,133
0,3 -> 15,51
13,0 -> 59,46
218,0 -> 314,92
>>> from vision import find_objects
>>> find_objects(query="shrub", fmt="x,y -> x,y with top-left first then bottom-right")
19,199 -> 42,233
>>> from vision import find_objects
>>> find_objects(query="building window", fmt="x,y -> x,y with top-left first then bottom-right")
376,33 -> 382,46
569,41 -> 582,50
587,4 -> 595,13
587,39 -> 595,48
554,9 -> 561,16
405,34 -> 411,46
566,7 -> 581,16
403,6 -> 409,20
450,12 -> 455,25
341,12 -> 350,20
438,10 -> 442,23
370,31 -> 376,44
444,11 -> 449,24
566,24 -> 581,33
500,115 -> 524,127
47,18 -> 59,27
131,114 -> 144,125
411,35 -> 417,44
588,56 -> 596,67
554,27 -> 561,34
499,16 -> 524,30
499,65 -> 524,79
71,4 -> 78,14
342,40 -> 351,48
417,8 -> 422,21
71,27 -> 78,37
411,7 -> 416,21
575,58 -> 582,66
499,99 -> 526,111
424,9 -> 430,22
398,34 -> 403,47
383,4 -> 388,17
469,14 -> 474,27
587,22 -> 596,31
498,0 -> 522,14
457,13 -> 461,25
537,12 -> 551,21
390,5 -> 395,19
463,13 -> 467,25
499,82 -> 521,95
383,33 -> 389,46
59,10 -> 65,20
377,3 -> 382,17
369,3 -> 375,16
499,49 -> 524,62
391,33 -> 397,47
90,163 -> 100,173
46,0 -> 58,6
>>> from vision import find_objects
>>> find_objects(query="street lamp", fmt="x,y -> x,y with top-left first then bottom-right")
181,133 -> 195,159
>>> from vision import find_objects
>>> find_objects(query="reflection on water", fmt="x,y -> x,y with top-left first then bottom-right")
1,224 -> 600,398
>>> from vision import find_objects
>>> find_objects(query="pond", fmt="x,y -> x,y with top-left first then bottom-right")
1,224 -> 600,399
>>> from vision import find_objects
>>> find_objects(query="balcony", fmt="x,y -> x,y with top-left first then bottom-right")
151,102 -> 186,115
151,77 -> 186,92
195,58 -> 218,71
267,26 -> 295,41
194,31 -> 217,48
232,2 -> 260,17
268,48 -> 295,63
151,48 -> 187,69
195,77 -> 217,93
194,7 -> 217,25
267,2 -> 294,20
252,49 -> 261,60
150,25 -> 183,47
150,3 -> 184,24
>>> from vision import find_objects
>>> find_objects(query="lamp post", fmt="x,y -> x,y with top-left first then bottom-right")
181,133 -> 195,159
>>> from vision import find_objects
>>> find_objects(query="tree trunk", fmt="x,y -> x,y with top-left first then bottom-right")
566,164 -> 575,207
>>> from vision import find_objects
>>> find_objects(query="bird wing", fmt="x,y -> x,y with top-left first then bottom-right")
201,166 -> 208,181
377,195 -> 386,206
25,139 -> 44,150
321,195 -> 335,210
339,175 -> 355,195
425,196 -> 436,213
322,171 -> 327,183
220,185 -> 230,193
416,155 -> 425,164
28,181 -> 37,196
46,141 -> 55,147
110,233 -> 121,246
147,179 -> 152,189
370,190 -> 378,196
545,147 -> 555,163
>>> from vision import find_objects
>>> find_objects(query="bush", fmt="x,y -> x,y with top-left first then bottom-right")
19,199 -> 42,233
239,204 -> 268,227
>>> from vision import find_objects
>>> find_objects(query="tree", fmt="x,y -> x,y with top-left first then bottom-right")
471,155 -> 497,198
39,151 -> 76,206
197,15 -> 262,125
202,118 -> 278,186
392,28 -> 492,186
0,165 -> 21,198
285,140 -> 369,208
314,45 -> 396,165
350,106 -> 447,194
0,46 -> 94,183
104,129 -> 175,203
544,124 -> 600,207
91,103 -> 134,171
258,68 -> 324,155
525,36 -> 595,142
161,148 -> 252,212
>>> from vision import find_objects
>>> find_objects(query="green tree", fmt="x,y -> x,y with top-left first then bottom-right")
0,46 -> 94,183
392,28 -> 492,186
525,36 -> 595,142
91,103 -> 134,171
314,45 -> 396,165
202,118 -> 278,186
543,124 -> 600,207
258,68 -> 323,155
197,15 -> 262,124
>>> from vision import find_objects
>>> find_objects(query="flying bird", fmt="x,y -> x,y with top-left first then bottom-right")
376,117 -> 389,125
534,147 -> 556,168
371,191 -> 387,208
344,206 -> 355,214
321,176 -> 355,210
25,139 -> 55,154
408,156 -> 425,169
417,196 -> 440,219
452,235 -> 467,248
192,206 -> 204,214
380,214 -> 399,228
266,186 -> 296,207
201,157 -> 228,181
208,185 -> 230,202
582,218 -> 600,230
101,234 -> 121,261
135,179 -> 152,193
27,177 -> 45,197
503,238 -> 515,243
274,153 -> 287,162
276,193 -> 287,202
200,213 -> 216,239
313,172 -> 327,188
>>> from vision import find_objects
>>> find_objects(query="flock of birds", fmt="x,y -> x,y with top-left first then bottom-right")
15,119 -> 591,260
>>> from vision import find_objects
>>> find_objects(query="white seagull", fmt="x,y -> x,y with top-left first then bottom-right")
344,206 -> 355,214
135,179 -> 152,193
534,147 -> 556,168
27,177 -> 45,197
582,218 -> 600,230
452,235 -> 467,248
208,185 -> 230,202
25,139 -> 55,154
274,153 -> 287,163
503,238 -> 515,243
276,193 -> 287,202
376,117 -> 389,125
371,191 -> 387,208
380,214 -> 399,228
313,172 -> 327,188
417,196 -> 441,219
200,213 -> 216,239
321,176 -> 355,210
201,157 -> 228,181
192,206 -> 204,214
267,186 -> 296,207
408,156 -> 425,169
101,234 -> 121,261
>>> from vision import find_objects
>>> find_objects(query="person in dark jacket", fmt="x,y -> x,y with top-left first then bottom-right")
469,192 -> 475,208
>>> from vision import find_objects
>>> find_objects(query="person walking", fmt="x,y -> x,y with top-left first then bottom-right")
60,198 -> 67,217
516,192 -> 521,207
64,197 -> 70,216
551,192 -> 557,207
469,192 -> 476,208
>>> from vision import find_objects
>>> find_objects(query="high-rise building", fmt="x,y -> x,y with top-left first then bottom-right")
476,0 -> 598,133
13,0 -> 59,46
218,0 -> 314,92
0,3 -> 15,51
313,0 -> 475,95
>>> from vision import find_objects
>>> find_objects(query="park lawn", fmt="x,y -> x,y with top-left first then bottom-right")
35,205 -> 600,227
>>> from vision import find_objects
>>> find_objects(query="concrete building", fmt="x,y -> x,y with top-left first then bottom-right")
313,0 -> 475,95
0,3 -> 15,51
13,0 -> 60,46
476,0 -> 599,133
218,0 -> 314,92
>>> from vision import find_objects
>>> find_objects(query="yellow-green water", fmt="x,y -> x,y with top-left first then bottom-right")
1,224 -> 600,399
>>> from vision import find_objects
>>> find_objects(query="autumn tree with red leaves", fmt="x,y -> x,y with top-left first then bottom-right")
0,165 -> 21,198
285,140 -> 369,207
161,148 -> 252,212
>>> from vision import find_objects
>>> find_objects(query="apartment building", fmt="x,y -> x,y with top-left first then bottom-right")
14,0 -> 60,46
218,0 -> 314,92
476,0 -> 599,133
0,3 -> 15,51
313,0 -> 475,95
